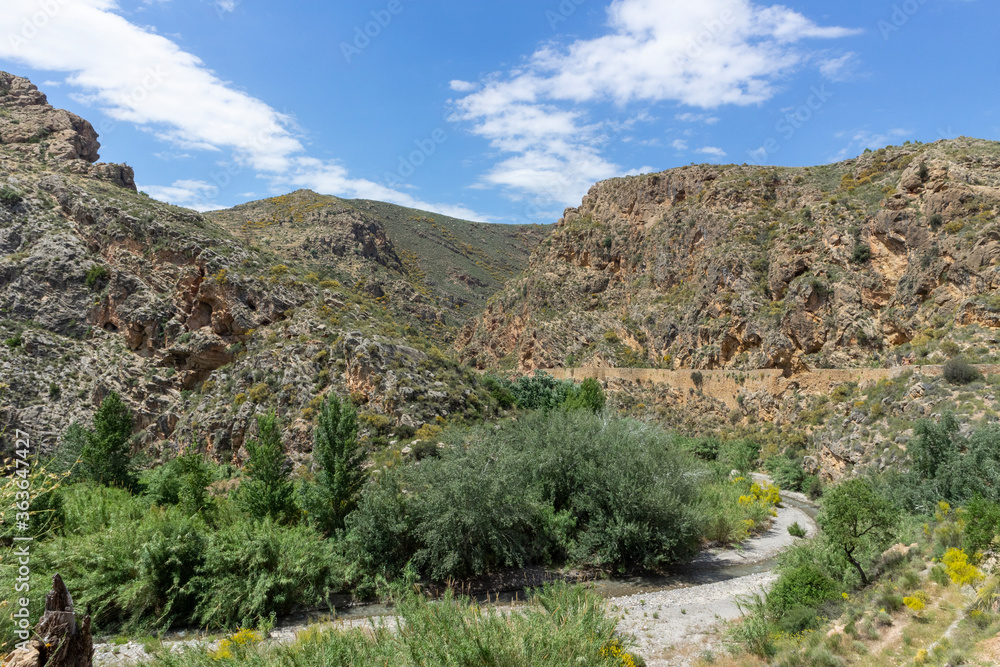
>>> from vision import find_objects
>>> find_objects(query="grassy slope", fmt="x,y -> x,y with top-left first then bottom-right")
207,190 -> 552,318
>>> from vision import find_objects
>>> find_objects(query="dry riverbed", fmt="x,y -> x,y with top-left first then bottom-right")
612,490 -> 817,666
95,486 -> 817,666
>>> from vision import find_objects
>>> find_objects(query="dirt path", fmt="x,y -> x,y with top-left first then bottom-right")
612,491 -> 818,666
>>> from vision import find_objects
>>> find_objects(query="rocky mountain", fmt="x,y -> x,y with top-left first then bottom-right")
457,138 -> 1000,375
207,190 -> 548,337
0,73 -> 512,463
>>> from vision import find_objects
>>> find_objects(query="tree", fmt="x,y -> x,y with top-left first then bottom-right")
818,478 -> 899,586
238,412 -> 295,522
910,412 -> 959,482
307,392 -> 366,534
177,446 -> 214,517
564,377 -> 605,414
81,392 -> 136,490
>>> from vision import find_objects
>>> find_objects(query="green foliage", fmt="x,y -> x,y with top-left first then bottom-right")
901,415 -> 1000,507
818,478 -> 899,585
0,185 -> 22,206
80,392 -> 137,490
767,564 -> 838,617
141,447 -> 215,518
851,243 -> 872,264
943,357 -> 982,385
963,496 -> 1000,554
84,264 -> 109,288
788,521 -> 807,538
563,377 -> 606,414
765,455 -> 806,491
347,410 -> 703,582
483,371 -> 605,414
299,392 -> 366,534
137,583 -> 628,667
718,439 -> 761,473
237,412 -> 295,522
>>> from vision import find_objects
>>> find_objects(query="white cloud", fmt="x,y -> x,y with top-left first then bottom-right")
141,179 -> 219,211
676,112 -> 720,125
671,139 -> 689,151
449,79 -> 476,92
828,128 -> 912,162
451,0 -> 858,207
819,52 -> 860,82
0,0 -> 482,220
215,0 -> 238,13
696,146 -> 727,158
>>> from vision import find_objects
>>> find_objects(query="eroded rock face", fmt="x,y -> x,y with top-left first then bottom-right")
0,72 -> 100,163
0,73 -> 501,463
457,139 -> 1000,376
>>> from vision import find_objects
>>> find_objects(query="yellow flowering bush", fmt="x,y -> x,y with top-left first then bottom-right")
738,481 -> 781,508
599,638 -> 640,667
942,548 -> 984,587
903,589 -> 928,614
210,628 -> 263,661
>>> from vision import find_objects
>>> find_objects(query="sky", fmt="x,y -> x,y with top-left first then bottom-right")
0,0 -> 997,223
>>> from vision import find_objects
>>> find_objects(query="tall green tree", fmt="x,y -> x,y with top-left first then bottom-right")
306,392 -> 366,534
564,377 -> 606,414
238,412 -> 295,522
81,392 -> 137,490
818,478 -> 899,586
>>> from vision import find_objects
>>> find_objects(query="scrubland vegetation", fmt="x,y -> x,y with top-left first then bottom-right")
5,371 -> 1000,667
0,373 -> 777,651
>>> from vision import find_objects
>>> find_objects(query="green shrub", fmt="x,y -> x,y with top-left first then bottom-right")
963,496 -> 1000,554
788,522 -> 807,538
766,455 -> 806,491
778,604 -> 822,634
563,377 -> 606,414
84,264 -> 109,288
347,411 -> 703,582
719,439 -> 760,473
767,564 -> 838,617
851,243 -> 872,264
0,184 -> 22,206
943,358 -> 982,385
138,583 -> 626,667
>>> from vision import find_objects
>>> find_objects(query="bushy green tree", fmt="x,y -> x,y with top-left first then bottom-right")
81,392 -> 137,490
238,412 -> 295,522
176,447 -> 214,517
564,377 -> 606,414
819,478 -> 899,586
302,392 -> 366,534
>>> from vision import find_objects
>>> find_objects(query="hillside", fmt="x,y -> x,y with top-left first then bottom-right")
457,138 -> 1000,374
0,72 -> 508,461
206,191 -> 548,334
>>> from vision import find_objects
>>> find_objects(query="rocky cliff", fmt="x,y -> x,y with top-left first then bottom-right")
457,139 -> 1000,375
0,73 -> 502,463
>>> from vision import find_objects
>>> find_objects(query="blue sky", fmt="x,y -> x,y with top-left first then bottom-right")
1,0 -> 997,223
